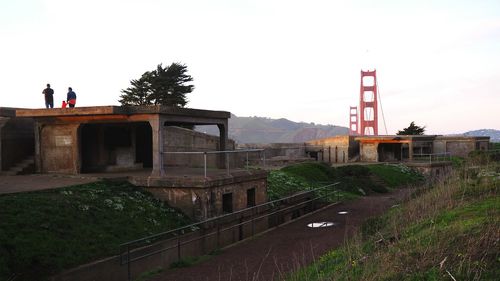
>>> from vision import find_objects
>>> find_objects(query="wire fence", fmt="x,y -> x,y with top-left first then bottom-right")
412,152 -> 452,163
162,149 -> 265,178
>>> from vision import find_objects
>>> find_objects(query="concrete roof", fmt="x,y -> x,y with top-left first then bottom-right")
355,135 -> 439,142
0,107 -> 20,117
435,135 -> 490,141
14,105 -> 230,119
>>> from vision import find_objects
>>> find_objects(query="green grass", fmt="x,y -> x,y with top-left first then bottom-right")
367,164 -> 424,188
267,163 -> 424,203
281,162 -> 336,183
286,160 -> 500,281
0,181 -> 192,281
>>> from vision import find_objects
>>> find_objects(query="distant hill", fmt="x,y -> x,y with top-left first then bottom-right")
197,114 -> 349,144
464,129 -> 500,142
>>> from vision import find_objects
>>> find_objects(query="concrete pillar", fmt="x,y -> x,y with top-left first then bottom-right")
409,141 -> 414,161
149,116 -> 165,177
0,117 -> 9,171
217,122 -> 228,169
34,122 -> 43,173
73,124 -> 82,174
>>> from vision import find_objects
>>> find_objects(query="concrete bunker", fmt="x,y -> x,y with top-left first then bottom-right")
14,106 -> 268,220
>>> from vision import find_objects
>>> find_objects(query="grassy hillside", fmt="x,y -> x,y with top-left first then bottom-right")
287,158 -> 499,280
267,162 -> 423,201
0,181 -> 192,281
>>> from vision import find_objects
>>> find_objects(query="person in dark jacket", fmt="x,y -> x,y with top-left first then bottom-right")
42,84 -> 54,108
66,87 -> 77,108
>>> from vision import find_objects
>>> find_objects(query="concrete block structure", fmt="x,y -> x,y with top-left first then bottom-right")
355,135 -> 437,162
13,105 -> 267,220
355,135 -> 491,162
433,136 -> 490,157
306,135 -> 359,163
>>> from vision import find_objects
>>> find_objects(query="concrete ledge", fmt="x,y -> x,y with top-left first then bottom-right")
405,161 -> 452,167
15,105 -> 230,119
130,170 -> 268,188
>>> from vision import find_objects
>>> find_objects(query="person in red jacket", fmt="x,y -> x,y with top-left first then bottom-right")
66,87 -> 77,108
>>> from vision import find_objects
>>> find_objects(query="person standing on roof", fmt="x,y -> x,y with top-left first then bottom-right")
42,84 -> 54,108
66,87 -> 77,108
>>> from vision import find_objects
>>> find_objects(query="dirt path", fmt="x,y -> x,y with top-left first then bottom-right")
0,175 -> 96,194
152,189 -> 412,281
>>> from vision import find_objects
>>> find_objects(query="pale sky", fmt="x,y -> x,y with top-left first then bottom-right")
1,0 -> 499,134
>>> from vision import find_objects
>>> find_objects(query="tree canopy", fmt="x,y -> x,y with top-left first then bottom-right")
397,121 -> 425,135
119,63 -> 194,107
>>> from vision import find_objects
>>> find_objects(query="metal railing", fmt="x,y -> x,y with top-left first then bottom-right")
412,152 -> 452,163
162,149 -> 265,178
120,182 -> 340,281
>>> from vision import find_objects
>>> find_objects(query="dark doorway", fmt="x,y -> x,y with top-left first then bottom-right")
135,122 -> 152,168
247,188 -> 256,207
80,122 -> 152,173
222,193 -> 233,213
81,124 -> 103,172
378,143 -> 402,162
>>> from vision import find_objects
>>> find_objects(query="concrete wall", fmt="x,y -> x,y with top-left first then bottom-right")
446,141 -> 475,157
434,137 -> 490,157
0,117 -> 34,171
143,175 -> 267,220
164,126 -> 236,168
359,142 -> 378,162
238,143 -> 305,158
306,135 -> 358,163
39,124 -> 80,174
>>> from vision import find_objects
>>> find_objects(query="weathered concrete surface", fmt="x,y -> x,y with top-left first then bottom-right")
433,136 -> 490,157
360,142 -> 378,162
38,123 -> 80,174
164,126 -> 235,168
16,105 -> 230,120
306,135 -> 359,163
0,174 -> 96,194
132,170 -> 268,220
16,106 -> 231,176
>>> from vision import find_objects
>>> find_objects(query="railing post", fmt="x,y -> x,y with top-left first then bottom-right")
216,218 -> 220,248
177,236 -> 181,262
204,152 -> 207,178
246,151 -> 249,170
263,151 -> 266,167
251,207 -> 255,236
127,244 -> 131,281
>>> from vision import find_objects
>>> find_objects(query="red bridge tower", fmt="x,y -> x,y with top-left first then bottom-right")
349,106 -> 358,135
359,70 -> 378,135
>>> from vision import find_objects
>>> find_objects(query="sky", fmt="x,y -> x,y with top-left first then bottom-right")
0,0 -> 499,135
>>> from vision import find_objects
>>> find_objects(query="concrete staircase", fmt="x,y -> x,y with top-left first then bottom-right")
0,156 -> 35,176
